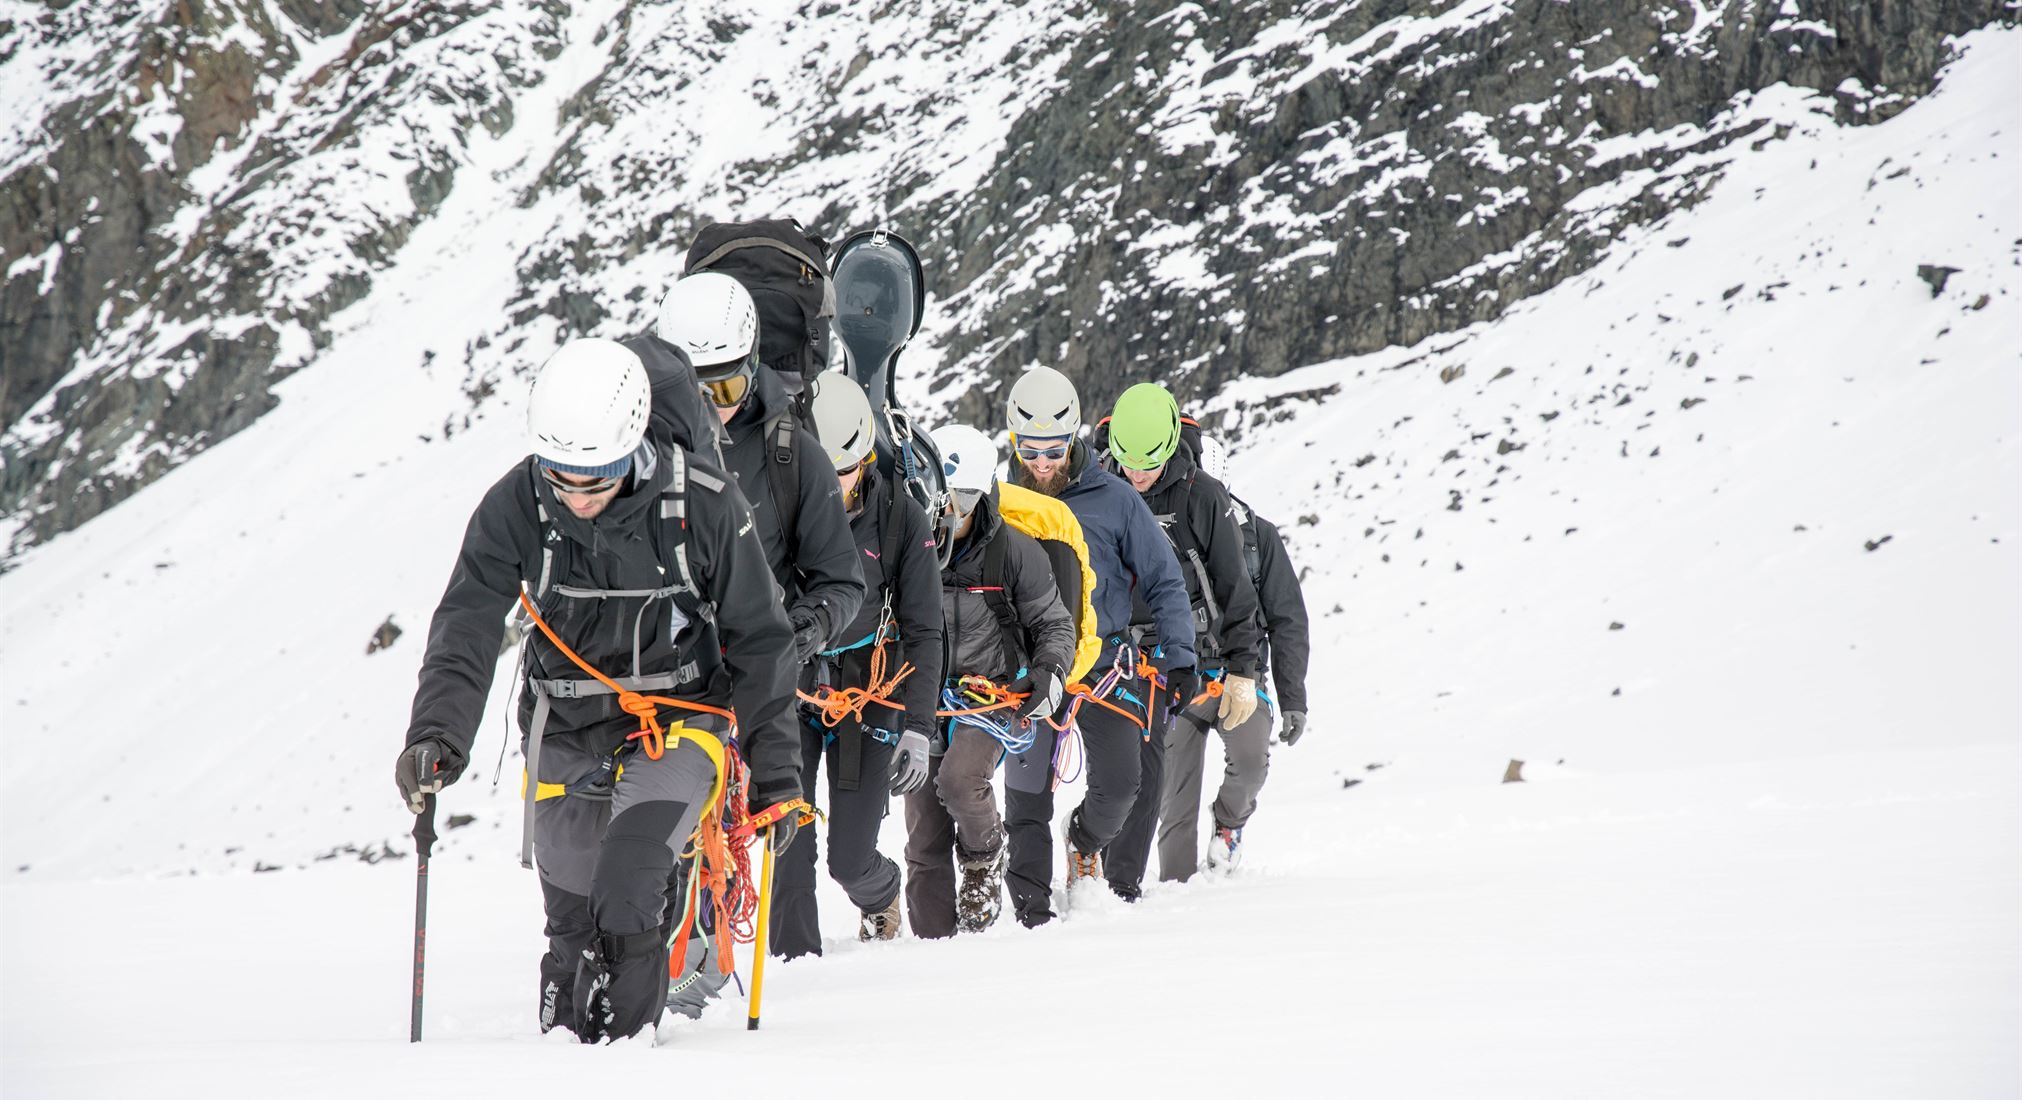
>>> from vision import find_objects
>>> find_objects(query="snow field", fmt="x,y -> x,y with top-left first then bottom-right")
2,24 -> 2018,1100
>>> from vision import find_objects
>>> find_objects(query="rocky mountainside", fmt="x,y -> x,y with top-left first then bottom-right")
1,0 -> 2009,562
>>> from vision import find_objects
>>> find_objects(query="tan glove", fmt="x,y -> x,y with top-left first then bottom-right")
1217,674 -> 1258,730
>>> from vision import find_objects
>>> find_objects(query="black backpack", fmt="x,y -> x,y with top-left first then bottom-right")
685,219 -> 835,397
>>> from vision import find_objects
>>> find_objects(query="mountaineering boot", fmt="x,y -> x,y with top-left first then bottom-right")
955,846 -> 1006,933
1206,825 -> 1243,873
859,894 -> 902,941
1062,811 -> 1102,888
575,927 -> 670,1043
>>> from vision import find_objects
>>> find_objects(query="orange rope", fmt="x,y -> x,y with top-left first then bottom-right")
665,752 -> 820,984
795,639 -> 915,728
516,590 -> 737,760
934,675 -> 1028,718
1060,682 -> 1149,729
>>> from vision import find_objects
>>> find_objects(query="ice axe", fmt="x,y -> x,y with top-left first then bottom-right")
743,799 -> 815,1031
746,825 -> 779,1031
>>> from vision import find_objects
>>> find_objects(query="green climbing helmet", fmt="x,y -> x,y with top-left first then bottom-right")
1106,383 -> 1182,471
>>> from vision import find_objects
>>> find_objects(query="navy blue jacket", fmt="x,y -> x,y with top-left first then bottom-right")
1012,440 -> 1196,676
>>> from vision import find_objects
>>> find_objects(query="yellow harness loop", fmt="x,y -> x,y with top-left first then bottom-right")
520,722 -> 729,808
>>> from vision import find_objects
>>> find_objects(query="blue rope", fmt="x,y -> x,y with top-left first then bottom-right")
940,684 -> 1035,755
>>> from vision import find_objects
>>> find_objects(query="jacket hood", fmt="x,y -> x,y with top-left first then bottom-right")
724,360 -> 791,440
946,491 -> 1004,570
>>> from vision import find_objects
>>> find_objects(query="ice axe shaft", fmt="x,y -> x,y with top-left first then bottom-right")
746,827 -> 778,1030
410,794 -> 437,1042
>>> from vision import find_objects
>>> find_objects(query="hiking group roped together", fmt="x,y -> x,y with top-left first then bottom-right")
393,221 -> 1311,1043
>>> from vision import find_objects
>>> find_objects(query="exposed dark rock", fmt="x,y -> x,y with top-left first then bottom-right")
3,0 -> 2010,563
1916,263 -> 1961,296
3,2 -> 568,561
366,615 -> 402,655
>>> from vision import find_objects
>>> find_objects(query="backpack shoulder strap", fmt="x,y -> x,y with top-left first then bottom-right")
980,529 -> 1027,671
880,480 -> 907,583
766,414 -> 801,543
527,463 -> 567,601
655,448 -> 710,618
1233,495 -> 1264,591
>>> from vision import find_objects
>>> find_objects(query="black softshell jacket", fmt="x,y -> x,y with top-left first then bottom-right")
719,367 -> 865,645
939,496 -> 1076,685
1247,509 -> 1310,714
404,448 -> 804,806
824,468 -> 945,737
1124,451 -> 1264,679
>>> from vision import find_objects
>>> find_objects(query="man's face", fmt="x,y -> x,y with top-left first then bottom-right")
1013,435 -> 1071,495
543,468 -> 623,520
1123,463 -> 1163,493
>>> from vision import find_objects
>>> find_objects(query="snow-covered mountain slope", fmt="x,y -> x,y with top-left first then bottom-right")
4,0 -> 2009,561
1,22 -> 2016,1100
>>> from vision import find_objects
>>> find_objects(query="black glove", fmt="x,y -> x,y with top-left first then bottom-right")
1149,667 -> 1198,742
395,736 -> 466,814
766,811 -> 800,854
751,787 -> 802,853
1161,667 -> 1199,717
1279,710 -> 1308,746
788,609 -> 825,665
1015,664 -> 1063,724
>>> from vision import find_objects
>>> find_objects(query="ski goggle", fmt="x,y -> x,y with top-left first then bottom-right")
540,467 -> 624,496
949,488 -> 985,516
697,357 -> 757,408
1013,439 -> 1070,462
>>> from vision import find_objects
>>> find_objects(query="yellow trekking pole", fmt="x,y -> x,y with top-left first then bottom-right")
747,826 -> 778,1030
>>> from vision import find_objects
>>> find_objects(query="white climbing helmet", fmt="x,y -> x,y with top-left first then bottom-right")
1006,365 -> 1081,439
1197,433 -> 1229,483
655,271 -> 758,375
930,423 -> 999,514
808,372 -> 876,472
527,338 -> 651,476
